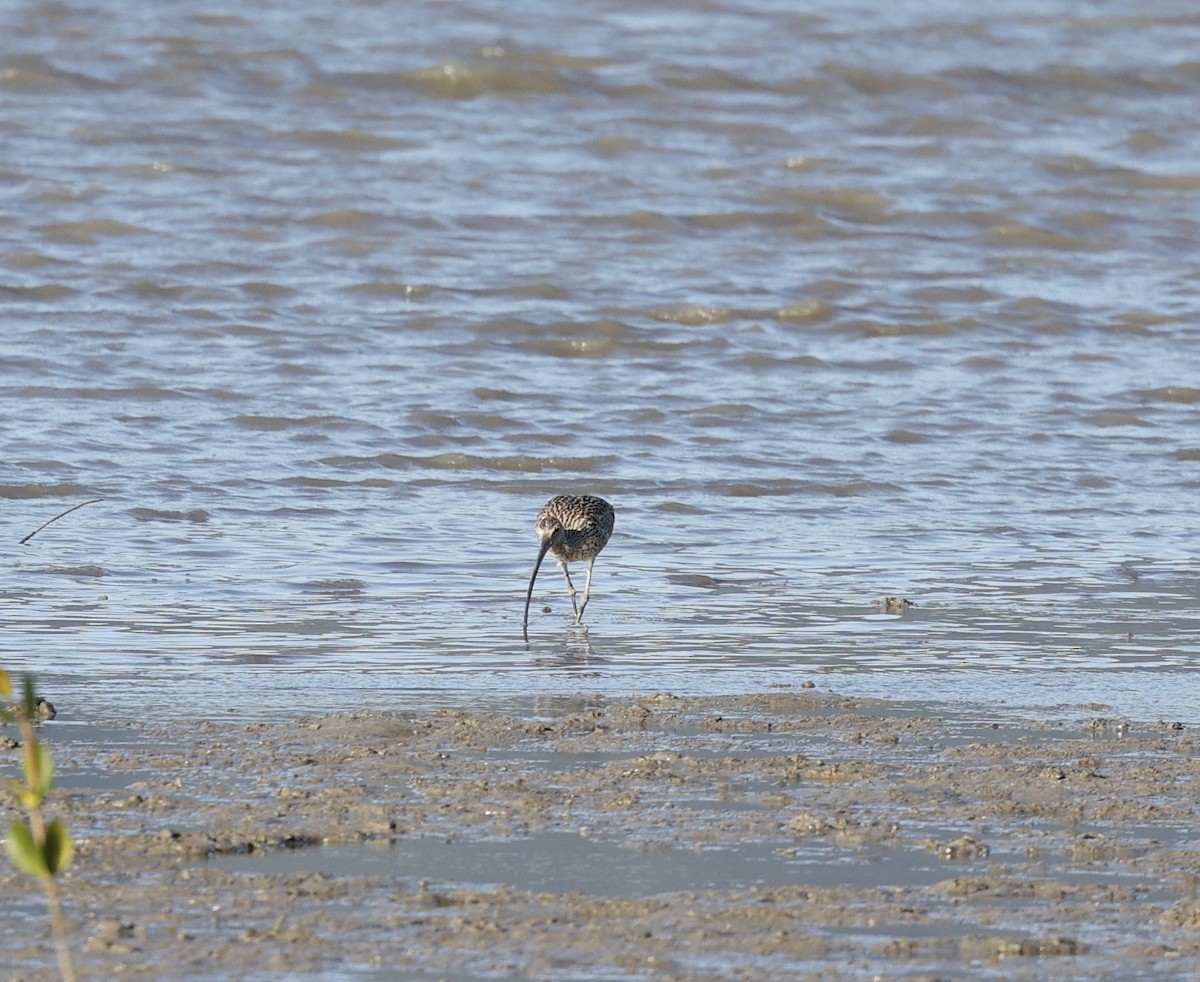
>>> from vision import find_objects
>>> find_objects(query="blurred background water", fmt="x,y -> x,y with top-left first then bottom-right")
1,0 -> 1198,721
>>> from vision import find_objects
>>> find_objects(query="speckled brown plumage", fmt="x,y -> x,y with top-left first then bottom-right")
523,494 -> 615,637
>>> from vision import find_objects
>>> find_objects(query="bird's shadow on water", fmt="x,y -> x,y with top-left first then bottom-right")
526,624 -> 606,670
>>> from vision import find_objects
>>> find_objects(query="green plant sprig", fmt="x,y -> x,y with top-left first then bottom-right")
1,670 -> 77,982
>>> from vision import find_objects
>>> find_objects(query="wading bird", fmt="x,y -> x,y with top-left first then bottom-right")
523,494 -> 615,638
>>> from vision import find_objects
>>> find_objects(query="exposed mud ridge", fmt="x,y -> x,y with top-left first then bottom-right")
2,690 -> 1199,980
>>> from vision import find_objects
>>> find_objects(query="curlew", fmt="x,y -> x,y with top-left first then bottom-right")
522,494 -> 615,637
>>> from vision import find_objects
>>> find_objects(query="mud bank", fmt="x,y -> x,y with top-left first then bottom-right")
2,690 -> 1199,980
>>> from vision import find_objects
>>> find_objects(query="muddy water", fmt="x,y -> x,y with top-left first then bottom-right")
2,0 -> 1200,722
3,693 -> 1198,980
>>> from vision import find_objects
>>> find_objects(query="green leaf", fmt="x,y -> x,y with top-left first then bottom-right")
0,669 -> 11,699
5,820 -> 48,877
34,742 -> 55,799
42,819 -> 73,874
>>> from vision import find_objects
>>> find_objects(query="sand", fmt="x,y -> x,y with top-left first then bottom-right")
2,689 -> 1199,980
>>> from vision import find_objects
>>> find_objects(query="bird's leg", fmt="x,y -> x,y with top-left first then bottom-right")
559,562 -> 580,617
576,556 -> 597,624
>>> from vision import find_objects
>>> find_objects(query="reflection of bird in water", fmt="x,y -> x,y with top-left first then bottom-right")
523,494 -> 615,638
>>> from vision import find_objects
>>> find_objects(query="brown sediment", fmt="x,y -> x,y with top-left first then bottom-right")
2,691 -> 1199,979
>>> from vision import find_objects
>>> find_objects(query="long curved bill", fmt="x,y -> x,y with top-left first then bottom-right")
522,538 -> 553,639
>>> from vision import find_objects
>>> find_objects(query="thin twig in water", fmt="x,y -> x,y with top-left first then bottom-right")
19,499 -> 102,546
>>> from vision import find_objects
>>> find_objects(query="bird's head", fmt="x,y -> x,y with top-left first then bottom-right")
534,512 -> 567,549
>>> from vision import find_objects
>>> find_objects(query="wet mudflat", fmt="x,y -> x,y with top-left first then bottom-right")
3,690 -> 1200,980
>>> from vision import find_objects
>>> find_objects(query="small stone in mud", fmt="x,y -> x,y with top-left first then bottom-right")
276,787 -> 312,801
961,935 -> 1082,958
92,919 -> 137,941
1087,717 -> 1131,736
1071,833 -> 1135,862
3,697 -> 56,722
928,834 -> 991,860
1163,899 -> 1200,928
85,919 -> 141,955
786,813 -> 832,837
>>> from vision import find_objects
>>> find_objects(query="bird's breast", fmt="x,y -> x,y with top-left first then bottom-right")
549,532 -> 607,563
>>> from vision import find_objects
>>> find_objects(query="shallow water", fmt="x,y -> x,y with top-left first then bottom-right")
2,0 -> 1199,723
209,832 -> 962,896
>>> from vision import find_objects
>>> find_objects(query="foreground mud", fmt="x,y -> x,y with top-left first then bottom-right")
2,690 -> 1199,980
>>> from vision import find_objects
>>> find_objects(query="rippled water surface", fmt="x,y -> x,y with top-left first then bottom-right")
2,0 -> 1199,721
